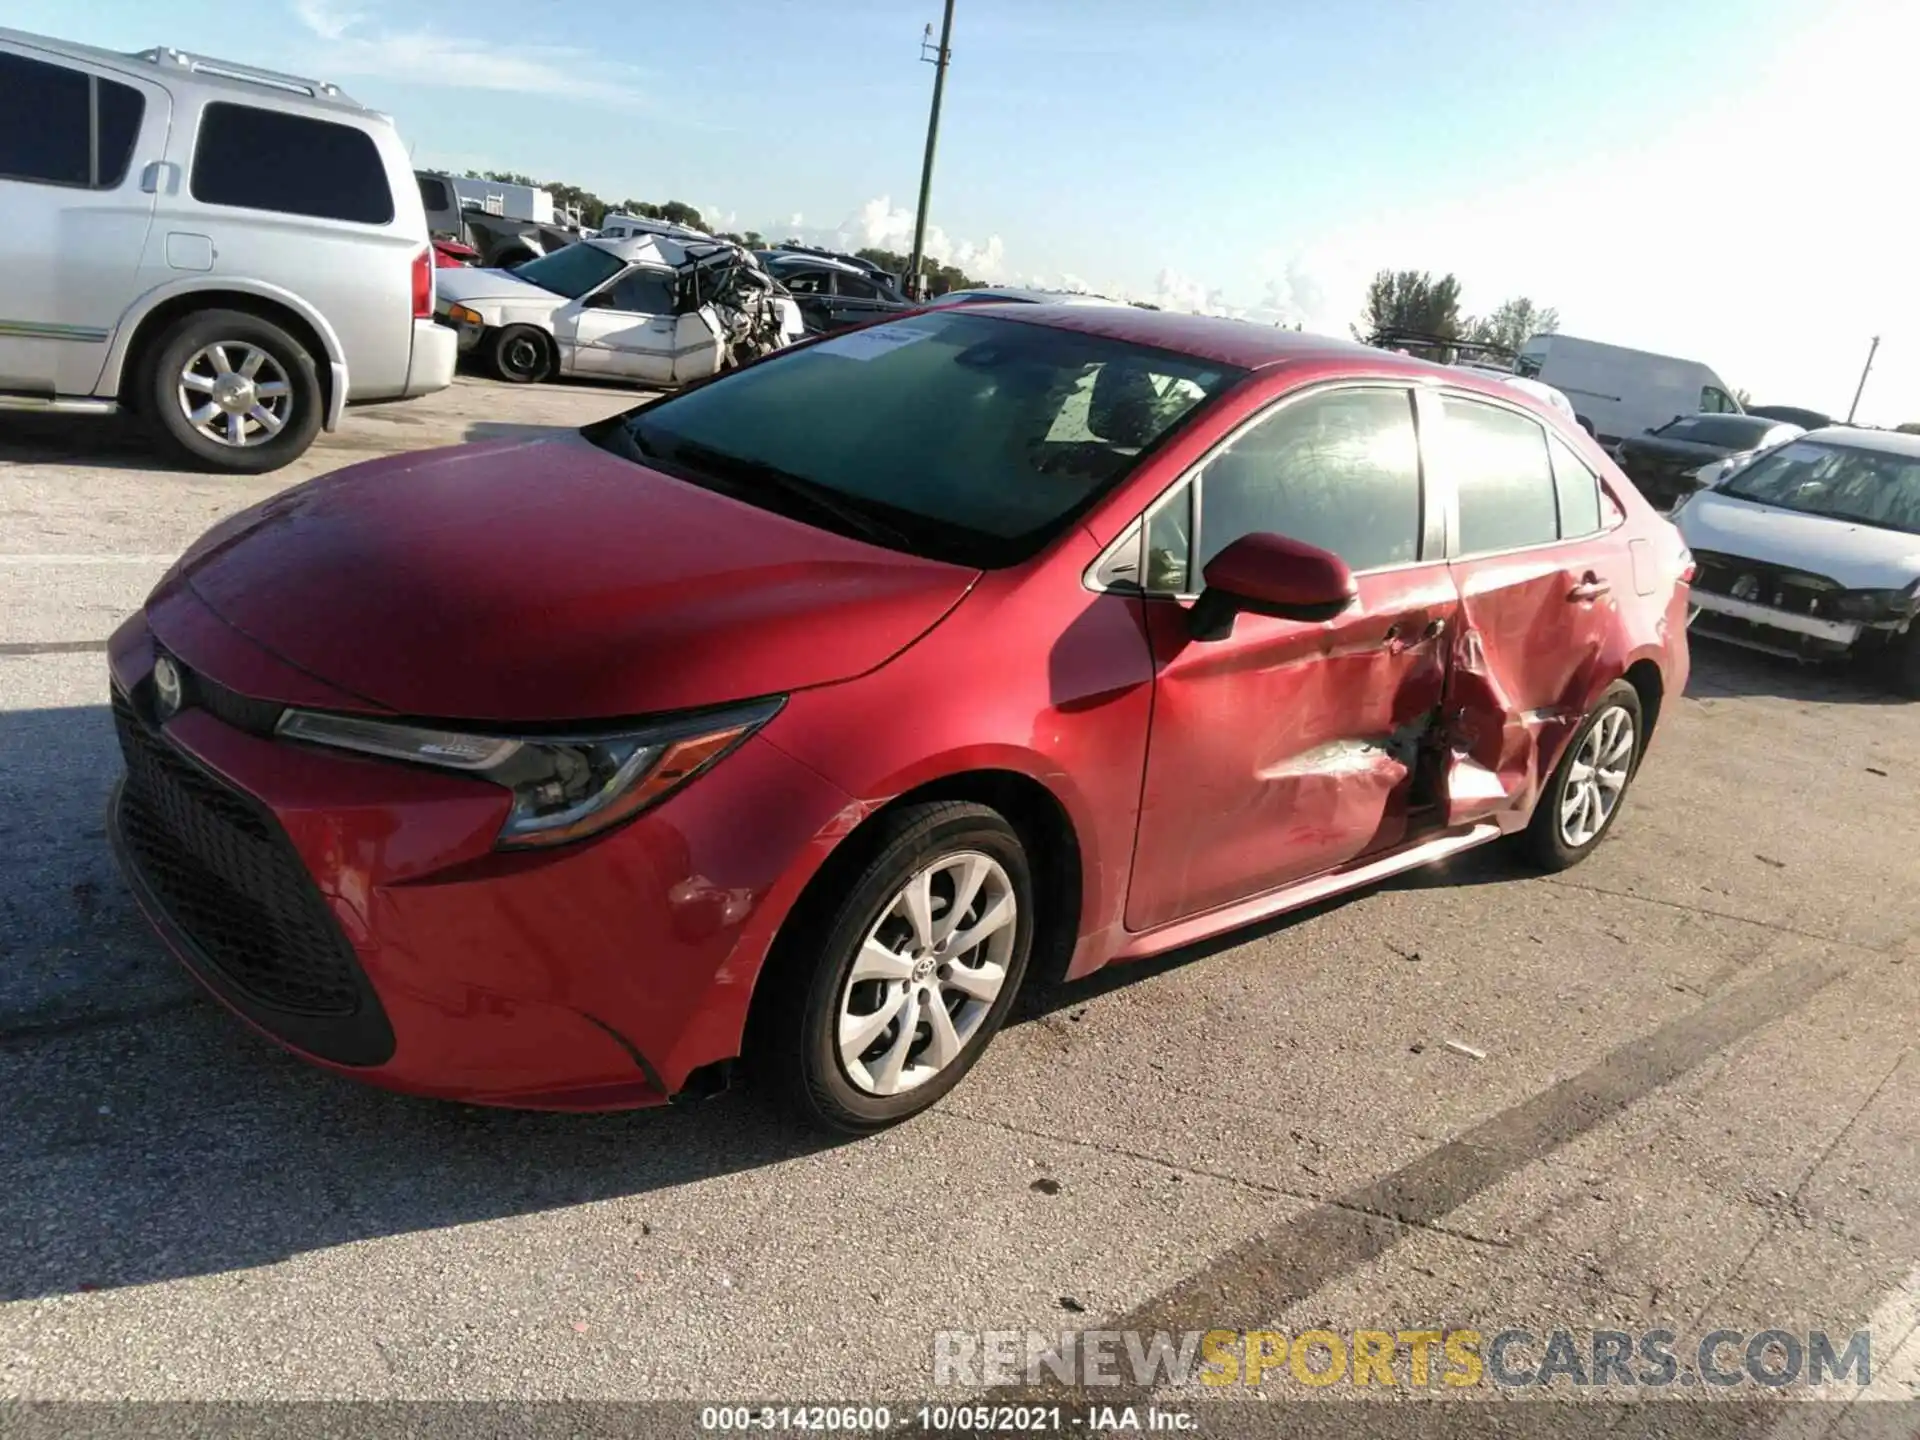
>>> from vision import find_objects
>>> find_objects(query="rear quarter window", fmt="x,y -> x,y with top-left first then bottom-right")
191,102 -> 394,224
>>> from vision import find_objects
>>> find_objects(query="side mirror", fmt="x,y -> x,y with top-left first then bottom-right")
1188,533 -> 1357,642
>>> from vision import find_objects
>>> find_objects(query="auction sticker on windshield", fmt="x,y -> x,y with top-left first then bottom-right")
812,323 -> 941,361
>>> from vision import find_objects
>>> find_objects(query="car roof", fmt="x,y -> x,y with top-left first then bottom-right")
764,252 -> 867,276
1,26 -> 379,120
937,287 -> 1127,307
1792,426 -> 1920,457
587,233 -> 741,269
959,303 -> 1462,376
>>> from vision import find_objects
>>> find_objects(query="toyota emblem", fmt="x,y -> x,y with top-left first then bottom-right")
152,655 -> 184,720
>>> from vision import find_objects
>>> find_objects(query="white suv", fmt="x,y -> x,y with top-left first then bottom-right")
0,28 -> 455,472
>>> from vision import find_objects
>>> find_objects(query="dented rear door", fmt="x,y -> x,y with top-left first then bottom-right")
1421,389 -> 1623,828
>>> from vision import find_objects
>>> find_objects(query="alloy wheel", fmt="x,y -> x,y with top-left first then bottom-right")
1559,705 -> 1635,848
176,342 -> 294,448
836,851 -> 1017,1097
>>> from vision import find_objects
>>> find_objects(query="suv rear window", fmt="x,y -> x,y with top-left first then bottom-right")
0,52 -> 145,190
191,103 -> 393,224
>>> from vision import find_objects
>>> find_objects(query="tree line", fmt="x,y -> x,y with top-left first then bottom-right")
1356,268 -> 1559,359
461,172 -> 988,292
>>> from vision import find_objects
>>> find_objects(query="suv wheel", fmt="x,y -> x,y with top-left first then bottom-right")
757,801 -> 1034,1133
488,325 -> 552,384
1515,681 -> 1643,871
145,309 -> 323,474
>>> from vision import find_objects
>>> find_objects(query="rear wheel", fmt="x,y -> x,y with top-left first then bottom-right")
488,325 -> 552,384
756,801 -> 1034,1133
144,309 -> 323,473
1514,681 -> 1643,871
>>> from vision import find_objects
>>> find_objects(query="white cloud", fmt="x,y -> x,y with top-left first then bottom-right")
290,0 -> 649,106
775,196 -> 1009,282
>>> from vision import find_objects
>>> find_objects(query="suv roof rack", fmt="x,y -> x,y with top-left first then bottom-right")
1369,329 -> 1516,366
133,46 -> 349,101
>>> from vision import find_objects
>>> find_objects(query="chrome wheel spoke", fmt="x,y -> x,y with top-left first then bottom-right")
947,893 -> 1015,957
934,855 -> 991,946
840,983 -> 909,1059
208,344 -> 233,374
180,371 -> 216,394
897,870 -> 936,952
943,958 -> 1006,1004
867,996 -> 920,1094
187,402 -> 220,428
255,380 -> 291,398
247,404 -> 283,436
852,938 -> 915,984
224,411 -> 246,444
923,997 -> 963,1070
238,346 -> 267,378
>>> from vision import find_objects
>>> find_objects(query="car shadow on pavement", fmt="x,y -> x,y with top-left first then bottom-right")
0,703 -> 849,1304
1685,635 -> 1907,705
0,414 -> 183,474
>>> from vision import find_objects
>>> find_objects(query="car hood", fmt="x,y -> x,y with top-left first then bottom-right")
434,266 -> 566,308
166,434 -> 980,722
1677,488 -> 1920,589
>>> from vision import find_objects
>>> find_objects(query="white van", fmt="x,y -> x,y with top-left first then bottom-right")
1514,334 -> 1742,446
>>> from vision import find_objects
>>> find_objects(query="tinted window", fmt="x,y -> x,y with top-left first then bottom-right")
0,53 -> 143,189
780,268 -> 831,296
602,268 -> 674,314
1654,415 -> 1775,448
192,103 -> 393,223
835,271 -> 882,299
418,176 -> 449,211
512,243 -> 626,300
95,79 -> 144,187
1547,433 -> 1603,538
1443,397 -> 1559,554
617,312 -> 1240,567
1197,388 -> 1422,573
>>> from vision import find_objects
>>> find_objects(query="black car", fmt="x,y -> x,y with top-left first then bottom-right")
1612,413 -> 1805,510
1746,404 -> 1834,431
755,249 -> 911,334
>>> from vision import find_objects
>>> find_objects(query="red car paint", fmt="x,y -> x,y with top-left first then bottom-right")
106,309 -> 1690,1110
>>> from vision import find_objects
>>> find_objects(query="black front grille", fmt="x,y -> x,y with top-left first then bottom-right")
112,691 -> 363,1016
1690,550 -> 1839,619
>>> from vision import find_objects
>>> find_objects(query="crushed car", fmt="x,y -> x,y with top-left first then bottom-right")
1674,426 -> 1920,693
434,234 -> 804,386
754,245 -> 913,334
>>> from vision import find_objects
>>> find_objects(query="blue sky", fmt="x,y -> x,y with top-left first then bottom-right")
9,0 -> 1918,420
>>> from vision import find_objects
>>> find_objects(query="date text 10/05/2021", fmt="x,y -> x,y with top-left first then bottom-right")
698,1405 -> 1195,1432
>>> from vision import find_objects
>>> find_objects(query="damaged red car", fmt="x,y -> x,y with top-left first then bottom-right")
107,307 -> 1691,1132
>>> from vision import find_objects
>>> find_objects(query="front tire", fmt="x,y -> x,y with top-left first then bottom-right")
488,325 -> 553,383
144,309 -> 323,473
1514,681 -> 1643,871
758,801 -> 1034,1134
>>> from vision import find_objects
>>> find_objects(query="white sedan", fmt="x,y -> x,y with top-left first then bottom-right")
434,234 -> 804,387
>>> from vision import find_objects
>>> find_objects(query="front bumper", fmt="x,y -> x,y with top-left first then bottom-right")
105,607 -> 853,1110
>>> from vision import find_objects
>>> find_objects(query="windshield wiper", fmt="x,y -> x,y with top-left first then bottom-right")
643,433 -> 915,550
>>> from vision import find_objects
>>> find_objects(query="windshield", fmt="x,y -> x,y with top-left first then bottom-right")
605,311 -> 1242,567
1652,415 -> 1774,447
509,243 -> 626,299
1720,440 -> 1920,535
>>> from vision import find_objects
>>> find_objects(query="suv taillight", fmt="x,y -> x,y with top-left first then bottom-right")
411,248 -> 433,319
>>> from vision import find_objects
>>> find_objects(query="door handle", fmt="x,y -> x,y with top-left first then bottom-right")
1567,575 -> 1611,602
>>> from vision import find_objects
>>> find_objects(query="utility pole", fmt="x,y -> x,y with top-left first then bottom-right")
1847,335 -> 1881,424
907,0 -> 956,301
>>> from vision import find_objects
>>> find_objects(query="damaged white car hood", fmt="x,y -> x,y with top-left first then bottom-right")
1678,488 -> 1920,590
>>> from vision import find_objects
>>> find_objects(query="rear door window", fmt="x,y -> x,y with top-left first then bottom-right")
191,103 -> 394,223
0,51 -> 145,189
1443,397 -> 1560,555
1547,433 -> 1603,537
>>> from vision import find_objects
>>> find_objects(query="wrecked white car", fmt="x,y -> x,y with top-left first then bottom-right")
434,234 -> 804,386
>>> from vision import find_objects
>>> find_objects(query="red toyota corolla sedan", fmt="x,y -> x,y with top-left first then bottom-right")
106,307 -> 1692,1131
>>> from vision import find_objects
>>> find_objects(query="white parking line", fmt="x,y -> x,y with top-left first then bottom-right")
0,554 -> 177,565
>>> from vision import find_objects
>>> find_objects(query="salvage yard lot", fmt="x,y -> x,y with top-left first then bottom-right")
2,377 -> 1917,1416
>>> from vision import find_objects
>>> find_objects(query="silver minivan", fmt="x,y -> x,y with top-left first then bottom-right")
0,28 -> 455,472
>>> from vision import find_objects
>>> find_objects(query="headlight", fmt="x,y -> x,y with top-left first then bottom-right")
276,697 -> 783,849
1826,586 -> 1920,622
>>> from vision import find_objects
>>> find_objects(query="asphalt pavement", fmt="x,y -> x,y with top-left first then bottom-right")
2,378 -> 1916,1432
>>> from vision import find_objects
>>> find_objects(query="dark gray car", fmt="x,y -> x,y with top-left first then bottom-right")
1612,413 -> 1803,510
